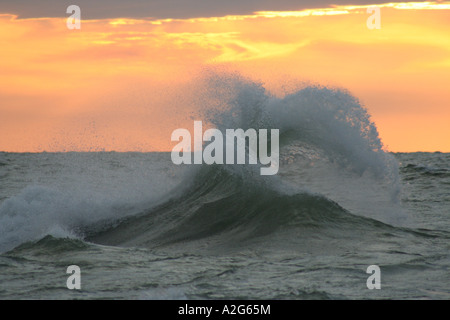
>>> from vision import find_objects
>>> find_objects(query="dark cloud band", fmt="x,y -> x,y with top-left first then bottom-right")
0,0 -> 427,19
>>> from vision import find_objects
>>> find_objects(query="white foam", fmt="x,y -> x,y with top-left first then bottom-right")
0,153 -> 191,253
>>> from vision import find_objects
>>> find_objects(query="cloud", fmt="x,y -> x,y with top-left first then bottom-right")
0,0 -> 430,19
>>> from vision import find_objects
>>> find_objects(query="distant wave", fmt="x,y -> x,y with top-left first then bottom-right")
402,163 -> 450,178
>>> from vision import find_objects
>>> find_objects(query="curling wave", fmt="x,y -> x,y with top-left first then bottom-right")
0,73 -> 407,253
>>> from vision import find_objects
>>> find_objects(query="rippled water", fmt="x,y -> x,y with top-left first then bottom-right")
0,152 -> 448,299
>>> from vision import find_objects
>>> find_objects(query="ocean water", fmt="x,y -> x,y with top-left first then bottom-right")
0,84 -> 449,300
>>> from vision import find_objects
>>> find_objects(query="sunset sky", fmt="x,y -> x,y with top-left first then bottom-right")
1,1 -> 449,152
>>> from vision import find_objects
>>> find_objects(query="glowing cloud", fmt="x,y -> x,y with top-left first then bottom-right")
0,1 -> 449,152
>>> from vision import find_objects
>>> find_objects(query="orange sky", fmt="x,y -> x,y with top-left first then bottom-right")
1,2 -> 449,152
